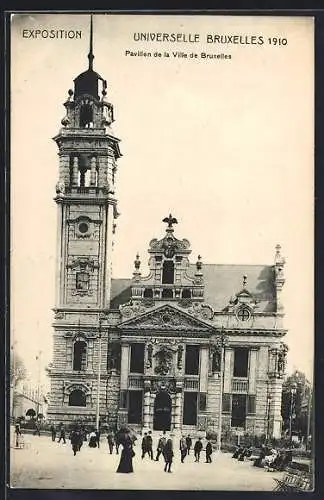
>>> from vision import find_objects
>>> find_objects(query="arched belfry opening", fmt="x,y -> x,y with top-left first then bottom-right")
153,390 -> 172,431
80,103 -> 94,128
162,260 -> 174,284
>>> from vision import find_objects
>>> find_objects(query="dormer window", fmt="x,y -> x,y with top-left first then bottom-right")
237,307 -> 251,322
162,260 -> 174,284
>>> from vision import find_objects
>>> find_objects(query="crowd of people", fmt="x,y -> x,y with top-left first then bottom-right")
45,423 -> 215,474
231,444 -> 293,472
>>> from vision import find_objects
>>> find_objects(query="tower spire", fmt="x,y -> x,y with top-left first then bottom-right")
88,14 -> 94,70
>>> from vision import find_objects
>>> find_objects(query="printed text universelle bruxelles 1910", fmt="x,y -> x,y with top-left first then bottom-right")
21,29 -> 288,48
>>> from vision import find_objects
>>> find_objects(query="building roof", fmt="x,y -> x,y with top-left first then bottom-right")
110,263 -> 276,313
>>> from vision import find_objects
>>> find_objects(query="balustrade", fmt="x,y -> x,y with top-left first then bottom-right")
232,378 -> 249,393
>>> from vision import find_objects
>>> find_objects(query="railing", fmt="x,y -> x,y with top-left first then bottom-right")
184,377 -> 199,390
128,376 -> 144,389
232,378 -> 249,393
64,187 -> 102,195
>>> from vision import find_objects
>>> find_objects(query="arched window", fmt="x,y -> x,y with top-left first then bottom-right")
162,260 -> 174,284
182,289 -> 191,299
80,104 -> 93,128
143,288 -> 153,298
73,341 -> 87,371
69,389 -> 86,407
162,288 -> 173,299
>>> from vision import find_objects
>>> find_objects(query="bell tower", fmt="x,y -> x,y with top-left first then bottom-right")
53,17 -> 121,311
48,17 -> 121,423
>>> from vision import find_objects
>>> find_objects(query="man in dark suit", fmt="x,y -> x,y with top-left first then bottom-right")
194,437 -> 203,462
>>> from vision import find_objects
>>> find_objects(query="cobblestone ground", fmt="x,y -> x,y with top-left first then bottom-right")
10,433 -> 284,491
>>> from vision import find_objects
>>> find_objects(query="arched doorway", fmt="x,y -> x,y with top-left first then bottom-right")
153,390 -> 172,431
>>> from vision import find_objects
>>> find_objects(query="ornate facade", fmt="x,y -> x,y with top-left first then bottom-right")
47,25 -> 288,439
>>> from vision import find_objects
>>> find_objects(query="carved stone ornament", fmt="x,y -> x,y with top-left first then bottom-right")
146,343 -> 153,369
67,256 -> 96,271
210,345 -> 221,372
187,302 -> 214,321
54,311 -> 65,320
55,180 -> 65,195
120,301 -> 146,319
119,305 -> 213,332
177,344 -> 184,369
151,378 -> 176,394
154,346 -> 174,376
64,382 -> 91,394
149,235 -> 191,255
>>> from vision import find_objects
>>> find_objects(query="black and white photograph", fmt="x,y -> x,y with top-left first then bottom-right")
9,12 -> 314,491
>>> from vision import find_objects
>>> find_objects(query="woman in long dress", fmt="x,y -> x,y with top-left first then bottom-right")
116,434 -> 135,473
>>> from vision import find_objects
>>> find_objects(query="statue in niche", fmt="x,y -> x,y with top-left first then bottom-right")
109,343 -> 120,371
154,346 -> 173,376
277,351 -> 285,375
211,347 -> 221,372
177,345 -> 184,369
146,344 -> 153,369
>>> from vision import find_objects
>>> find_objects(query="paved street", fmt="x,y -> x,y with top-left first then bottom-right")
10,433 -> 283,490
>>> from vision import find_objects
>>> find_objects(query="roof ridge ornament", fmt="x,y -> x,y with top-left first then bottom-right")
162,213 -> 178,232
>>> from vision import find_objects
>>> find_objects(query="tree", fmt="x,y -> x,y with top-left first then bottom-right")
281,370 -> 312,439
26,408 -> 36,418
10,351 -> 27,389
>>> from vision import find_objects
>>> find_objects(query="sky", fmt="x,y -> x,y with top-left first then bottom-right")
10,13 -> 314,390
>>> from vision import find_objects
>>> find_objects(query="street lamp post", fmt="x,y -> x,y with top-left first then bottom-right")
266,394 -> 272,443
36,350 -> 42,417
95,316 -> 103,432
216,330 -> 227,453
289,382 -> 297,444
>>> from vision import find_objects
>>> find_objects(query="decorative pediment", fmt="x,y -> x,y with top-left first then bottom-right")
118,304 -> 215,332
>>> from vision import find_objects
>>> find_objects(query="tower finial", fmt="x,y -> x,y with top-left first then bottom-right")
88,14 -> 94,70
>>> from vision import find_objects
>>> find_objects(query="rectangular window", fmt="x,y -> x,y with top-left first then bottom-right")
231,394 -> 246,428
233,347 -> 249,377
247,395 -> 256,414
222,393 -> 231,413
128,391 -> 143,424
76,271 -> 89,291
183,392 -> 198,425
130,343 -> 145,374
185,345 -> 200,375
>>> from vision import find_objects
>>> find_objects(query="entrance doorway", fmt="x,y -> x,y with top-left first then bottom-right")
153,391 -> 172,431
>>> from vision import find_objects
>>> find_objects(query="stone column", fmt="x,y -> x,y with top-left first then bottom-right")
72,156 -> 79,186
143,384 -> 151,431
248,348 -> 258,394
269,378 -> 283,438
90,156 -> 97,186
174,388 -> 182,432
199,345 -> 209,393
120,343 -> 129,390
223,348 -> 233,393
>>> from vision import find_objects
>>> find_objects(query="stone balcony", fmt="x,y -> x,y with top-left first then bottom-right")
231,378 -> 249,393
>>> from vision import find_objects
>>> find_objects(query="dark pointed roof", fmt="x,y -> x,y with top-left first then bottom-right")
73,15 -> 107,101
